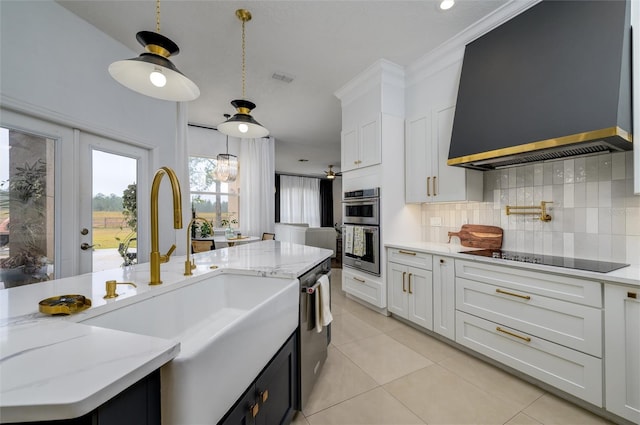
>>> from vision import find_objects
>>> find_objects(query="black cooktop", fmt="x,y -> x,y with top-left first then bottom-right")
459,249 -> 629,273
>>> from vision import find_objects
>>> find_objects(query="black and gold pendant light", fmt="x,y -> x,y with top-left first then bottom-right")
217,9 -> 269,138
108,0 -> 200,102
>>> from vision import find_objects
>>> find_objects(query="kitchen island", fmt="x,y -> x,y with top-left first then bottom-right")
0,241 -> 332,424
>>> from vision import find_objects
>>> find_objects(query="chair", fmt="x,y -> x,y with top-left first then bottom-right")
192,240 -> 215,253
262,232 -> 275,240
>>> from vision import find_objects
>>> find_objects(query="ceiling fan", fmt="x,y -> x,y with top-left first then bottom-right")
324,165 -> 340,180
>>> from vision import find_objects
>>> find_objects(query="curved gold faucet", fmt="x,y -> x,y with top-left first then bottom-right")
150,166 -> 183,285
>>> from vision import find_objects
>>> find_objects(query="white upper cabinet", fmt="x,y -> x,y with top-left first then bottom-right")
335,60 -> 404,174
341,114 -> 381,172
405,58 -> 482,203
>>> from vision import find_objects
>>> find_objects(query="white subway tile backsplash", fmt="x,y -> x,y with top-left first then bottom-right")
586,182 -> 599,207
420,152 -> 638,265
564,159 -> 574,184
612,152 -> 626,180
586,208 -> 598,234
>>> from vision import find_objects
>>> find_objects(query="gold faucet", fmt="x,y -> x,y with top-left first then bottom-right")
184,216 -> 211,276
150,166 -> 183,285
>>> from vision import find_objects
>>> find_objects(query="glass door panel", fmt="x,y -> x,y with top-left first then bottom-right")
0,127 -> 55,289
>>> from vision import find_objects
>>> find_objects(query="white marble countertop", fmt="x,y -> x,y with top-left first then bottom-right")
385,241 -> 640,287
0,241 -> 332,422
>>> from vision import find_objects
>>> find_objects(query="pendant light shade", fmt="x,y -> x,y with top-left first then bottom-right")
217,99 -> 269,138
218,9 -> 269,138
108,1 -> 200,102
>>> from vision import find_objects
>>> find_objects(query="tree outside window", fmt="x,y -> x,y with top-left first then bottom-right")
188,156 -> 239,229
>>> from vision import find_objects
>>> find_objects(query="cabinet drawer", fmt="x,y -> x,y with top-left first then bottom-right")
455,260 -> 602,307
456,311 -> 603,407
456,278 -> 602,357
343,269 -> 385,308
388,248 -> 432,270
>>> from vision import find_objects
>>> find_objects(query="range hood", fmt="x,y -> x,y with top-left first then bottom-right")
448,0 -> 633,170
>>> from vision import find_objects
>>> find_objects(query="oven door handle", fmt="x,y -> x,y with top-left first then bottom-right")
301,270 -> 331,293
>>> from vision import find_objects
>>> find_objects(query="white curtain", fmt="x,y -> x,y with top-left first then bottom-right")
240,137 -> 275,236
280,175 -> 321,227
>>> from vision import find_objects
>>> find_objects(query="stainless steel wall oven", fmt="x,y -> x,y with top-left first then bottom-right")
342,188 -> 381,276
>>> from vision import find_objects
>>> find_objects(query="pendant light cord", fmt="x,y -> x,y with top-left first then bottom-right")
156,0 -> 161,32
241,18 -> 246,99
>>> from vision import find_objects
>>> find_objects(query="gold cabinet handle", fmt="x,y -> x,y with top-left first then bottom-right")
496,327 -> 531,342
353,276 -> 366,283
628,292 -> 637,299
398,250 -> 417,256
402,271 -> 407,292
496,288 -> 531,300
408,273 -> 413,294
250,403 -> 260,418
260,389 -> 269,403
427,176 -> 431,196
433,175 -> 437,197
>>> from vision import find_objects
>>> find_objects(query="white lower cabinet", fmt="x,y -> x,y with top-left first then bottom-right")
605,285 -> 640,423
433,255 -> 455,340
455,260 -> 603,407
342,268 -> 385,308
456,311 -> 603,406
387,249 -> 433,330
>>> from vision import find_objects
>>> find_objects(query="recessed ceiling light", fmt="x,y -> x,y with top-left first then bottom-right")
440,0 -> 455,10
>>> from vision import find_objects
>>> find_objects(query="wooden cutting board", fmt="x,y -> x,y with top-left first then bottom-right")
448,224 -> 503,249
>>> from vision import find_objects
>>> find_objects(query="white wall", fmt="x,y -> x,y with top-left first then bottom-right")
188,126 -> 240,159
0,1 -> 184,274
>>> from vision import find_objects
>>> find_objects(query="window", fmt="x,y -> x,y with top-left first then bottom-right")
0,127 -> 55,288
189,156 -> 239,228
279,175 -> 320,227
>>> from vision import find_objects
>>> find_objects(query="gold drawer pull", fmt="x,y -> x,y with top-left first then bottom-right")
402,271 -> 407,292
398,250 -> 417,256
496,326 -> 531,342
496,288 -> 531,300
433,175 -> 437,196
353,276 -> 366,283
427,177 -> 431,196
408,273 -> 413,294
250,403 -> 260,417
260,389 -> 269,403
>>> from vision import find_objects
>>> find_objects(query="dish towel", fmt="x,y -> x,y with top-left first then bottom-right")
315,274 -> 333,333
344,225 -> 354,255
353,226 -> 365,257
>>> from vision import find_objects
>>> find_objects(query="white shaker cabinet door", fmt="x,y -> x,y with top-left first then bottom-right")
605,285 -> 640,424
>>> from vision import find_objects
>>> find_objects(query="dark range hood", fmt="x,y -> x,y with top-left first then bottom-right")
448,0 -> 633,171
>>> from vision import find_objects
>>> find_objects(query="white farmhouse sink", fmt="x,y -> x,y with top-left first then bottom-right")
81,273 -> 299,424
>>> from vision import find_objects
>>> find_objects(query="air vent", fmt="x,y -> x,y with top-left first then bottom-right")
272,72 -> 295,83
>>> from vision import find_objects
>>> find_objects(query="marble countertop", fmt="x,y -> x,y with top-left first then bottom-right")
385,241 -> 640,287
0,241 -> 332,422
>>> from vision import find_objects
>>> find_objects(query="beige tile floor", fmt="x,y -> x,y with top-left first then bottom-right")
293,269 -> 614,425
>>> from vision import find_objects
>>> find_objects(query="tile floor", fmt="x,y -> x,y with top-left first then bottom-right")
293,268 -> 614,425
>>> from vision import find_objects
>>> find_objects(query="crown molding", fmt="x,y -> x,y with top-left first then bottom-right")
334,59 -> 405,107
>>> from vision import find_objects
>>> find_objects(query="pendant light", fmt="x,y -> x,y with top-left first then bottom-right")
217,9 -> 269,138
214,115 -> 239,182
108,0 -> 200,102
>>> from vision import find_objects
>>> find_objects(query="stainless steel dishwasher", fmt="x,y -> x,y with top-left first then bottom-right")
298,258 -> 331,410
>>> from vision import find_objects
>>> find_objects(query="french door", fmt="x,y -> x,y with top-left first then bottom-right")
78,133 -> 149,274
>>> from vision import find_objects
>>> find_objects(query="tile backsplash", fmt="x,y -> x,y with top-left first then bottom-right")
421,151 -> 640,265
